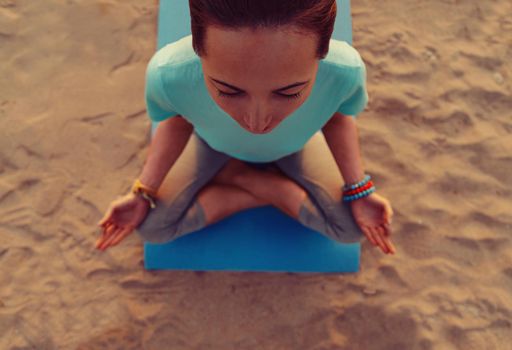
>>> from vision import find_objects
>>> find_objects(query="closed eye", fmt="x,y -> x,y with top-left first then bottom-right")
216,89 -> 302,100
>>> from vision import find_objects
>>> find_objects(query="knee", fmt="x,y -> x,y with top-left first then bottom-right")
135,217 -> 181,244
325,221 -> 364,243
134,205 -> 182,244
325,203 -> 365,244
298,197 -> 364,244
135,201 -> 207,244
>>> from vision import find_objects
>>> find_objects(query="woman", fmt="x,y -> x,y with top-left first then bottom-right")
96,0 -> 396,255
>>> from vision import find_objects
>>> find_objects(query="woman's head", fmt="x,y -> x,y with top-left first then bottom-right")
189,0 -> 337,134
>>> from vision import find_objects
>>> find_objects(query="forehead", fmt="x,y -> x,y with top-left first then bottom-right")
202,26 -> 318,75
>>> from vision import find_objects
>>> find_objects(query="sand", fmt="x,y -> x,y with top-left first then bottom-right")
1,0 -> 511,349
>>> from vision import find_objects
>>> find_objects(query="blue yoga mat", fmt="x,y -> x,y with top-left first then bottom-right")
144,0 -> 361,273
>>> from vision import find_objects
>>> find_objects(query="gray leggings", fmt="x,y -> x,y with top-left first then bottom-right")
135,130 -> 364,244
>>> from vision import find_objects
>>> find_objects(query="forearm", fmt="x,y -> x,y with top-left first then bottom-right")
321,113 -> 365,185
138,115 -> 194,191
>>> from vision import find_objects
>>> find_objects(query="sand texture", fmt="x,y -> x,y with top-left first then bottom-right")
1,0 -> 511,349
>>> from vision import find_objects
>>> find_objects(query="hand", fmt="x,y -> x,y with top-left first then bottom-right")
95,192 -> 150,251
349,192 -> 396,255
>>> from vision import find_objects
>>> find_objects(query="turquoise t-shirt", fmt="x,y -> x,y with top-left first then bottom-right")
145,34 -> 368,162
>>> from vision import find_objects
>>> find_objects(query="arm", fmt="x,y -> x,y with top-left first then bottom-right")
138,115 -> 194,191
323,113 -> 396,254
321,112 -> 365,185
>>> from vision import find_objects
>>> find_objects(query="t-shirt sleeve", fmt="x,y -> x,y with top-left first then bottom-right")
144,53 -> 180,122
336,59 -> 369,118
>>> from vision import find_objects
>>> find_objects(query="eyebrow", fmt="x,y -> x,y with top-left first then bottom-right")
209,76 -> 309,93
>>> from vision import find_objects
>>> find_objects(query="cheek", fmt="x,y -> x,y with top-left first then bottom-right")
213,97 -> 239,116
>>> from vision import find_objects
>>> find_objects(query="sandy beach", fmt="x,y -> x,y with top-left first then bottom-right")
1,0 -> 511,348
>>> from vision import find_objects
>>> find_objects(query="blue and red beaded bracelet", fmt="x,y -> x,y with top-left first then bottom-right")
342,174 -> 376,202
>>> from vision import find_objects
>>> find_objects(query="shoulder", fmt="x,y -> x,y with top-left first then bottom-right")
146,34 -> 202,85
318,39 -> 367,95
147,35 -> 200,80
149,34 -> 197,68
321,39 -> 365,69
319,39 -> 366,85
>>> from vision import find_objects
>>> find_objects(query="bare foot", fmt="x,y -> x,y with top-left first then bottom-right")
211,158 -> 307,219
212,158 -> 253,185
230,165 -> 307,219
197,182 -> 269,225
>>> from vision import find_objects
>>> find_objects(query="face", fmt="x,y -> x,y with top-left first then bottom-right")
200,25 -> 319,134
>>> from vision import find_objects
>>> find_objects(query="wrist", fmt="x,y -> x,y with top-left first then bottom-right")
131,179 -> 157,208
342,173 -> 376,202
133,192 -> 152,208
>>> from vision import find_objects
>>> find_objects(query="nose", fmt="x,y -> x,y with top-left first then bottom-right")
244,118 -> 271,132
244,117 -> 272,133
243,107 -> 272,133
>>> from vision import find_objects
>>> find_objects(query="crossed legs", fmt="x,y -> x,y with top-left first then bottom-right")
196,159 -> 308,226
137,131 -> 367,246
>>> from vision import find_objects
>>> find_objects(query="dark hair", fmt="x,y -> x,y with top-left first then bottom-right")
189,0 -> 337,59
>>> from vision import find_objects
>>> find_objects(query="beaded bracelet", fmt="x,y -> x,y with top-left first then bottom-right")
342,174 -> 376,202
344,180 -> 374,196
343,186 -> 376,202
343,174 -> 371,191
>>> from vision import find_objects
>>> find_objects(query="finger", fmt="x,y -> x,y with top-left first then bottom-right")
99,221 -> 110,234
381,235 -> 396,255
99,220 -> 111,229
370,226 -> 389,254
110,225 -> 134,246
95,231 -> 108,249
102,222 -> 111,235
98,207 -> 113,227
376,225 -> 386,238
106,222 -> 116,235
98,213 -> 107,226
376,226 -> 395,254
101,224 -> 132,250
367,226 -> 382,250
98,224 -> 118,250
361,225 -> 378,246
110,225 -> 132,244
383,204 -> 393,225
381,222 -> 392,237
385,237 -> 397,254
99,215 -> 115,229
95,222 -> 113,248
98,231 -> 118,250
95,236 -> 103,248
